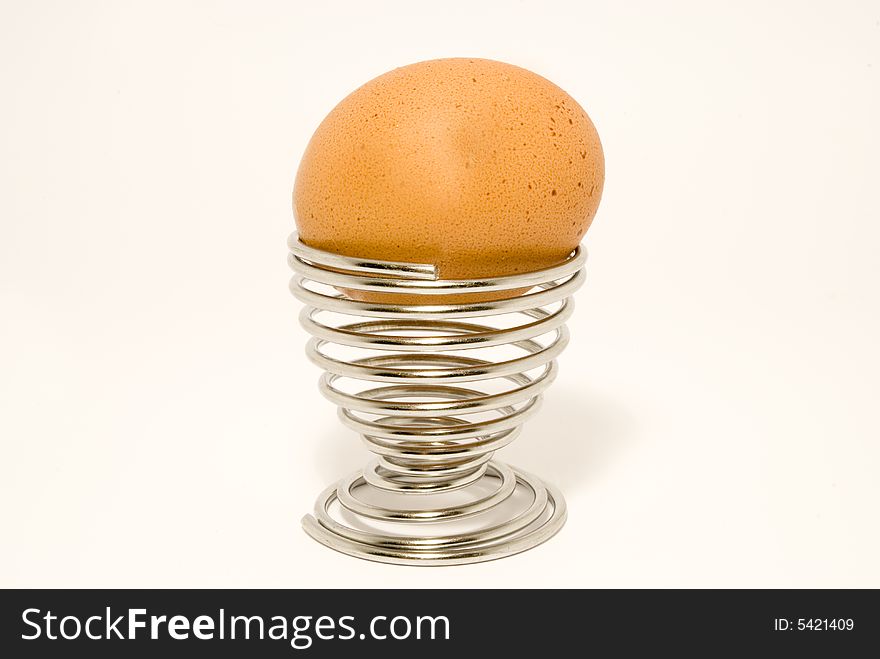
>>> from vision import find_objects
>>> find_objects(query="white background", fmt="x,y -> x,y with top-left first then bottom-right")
2,0 -> 879,588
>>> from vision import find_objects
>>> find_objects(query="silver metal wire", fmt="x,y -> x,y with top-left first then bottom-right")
288,232 -> 586,565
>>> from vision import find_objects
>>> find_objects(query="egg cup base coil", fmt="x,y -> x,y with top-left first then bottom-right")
288,232 -> 585,566
302,463 -> 566,566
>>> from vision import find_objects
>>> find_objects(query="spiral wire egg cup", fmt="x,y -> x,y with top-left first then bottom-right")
288,232 -> 586,565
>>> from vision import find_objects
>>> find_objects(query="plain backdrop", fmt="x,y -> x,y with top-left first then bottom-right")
1,0 -> 879,588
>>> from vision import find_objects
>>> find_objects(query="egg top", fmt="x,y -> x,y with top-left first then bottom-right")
293,57 -> 604,282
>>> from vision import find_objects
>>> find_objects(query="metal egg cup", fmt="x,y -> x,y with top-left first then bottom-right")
288,232 -> 586,565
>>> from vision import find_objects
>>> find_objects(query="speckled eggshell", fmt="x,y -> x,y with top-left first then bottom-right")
293,58 -> 604,301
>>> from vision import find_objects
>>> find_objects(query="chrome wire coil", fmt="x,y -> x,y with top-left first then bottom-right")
288,232 -> 586,565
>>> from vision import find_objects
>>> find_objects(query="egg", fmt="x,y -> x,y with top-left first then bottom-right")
293,58 -> 604,299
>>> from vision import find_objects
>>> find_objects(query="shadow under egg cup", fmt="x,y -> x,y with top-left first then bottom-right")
287,232 -> 587,565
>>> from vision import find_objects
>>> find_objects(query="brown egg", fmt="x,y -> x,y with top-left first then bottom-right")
293,58 -> 604,301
